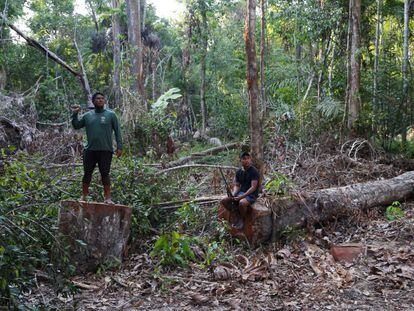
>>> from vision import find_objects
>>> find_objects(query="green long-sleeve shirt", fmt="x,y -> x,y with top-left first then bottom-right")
72,108 -> 122,151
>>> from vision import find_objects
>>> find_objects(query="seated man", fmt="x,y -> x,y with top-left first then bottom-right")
221,151 -> 259,230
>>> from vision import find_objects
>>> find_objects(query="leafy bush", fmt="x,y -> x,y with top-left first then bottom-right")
150,231 -> 196,267
264,172 -> 294,196
386,201 -> 405,221
0,151 -> 76,307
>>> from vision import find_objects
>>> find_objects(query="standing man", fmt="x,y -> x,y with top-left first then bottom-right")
221,151 -> 259,230
71,92 -> 122,204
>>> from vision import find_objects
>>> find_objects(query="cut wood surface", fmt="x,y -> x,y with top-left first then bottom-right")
164,142 -> 240,168
58,200 -> 132,273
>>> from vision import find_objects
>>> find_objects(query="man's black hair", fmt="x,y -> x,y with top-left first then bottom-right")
240,151 -> 251,158
92,92 -> 105,102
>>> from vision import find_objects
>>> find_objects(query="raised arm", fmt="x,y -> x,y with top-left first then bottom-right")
71,105 -> 85,129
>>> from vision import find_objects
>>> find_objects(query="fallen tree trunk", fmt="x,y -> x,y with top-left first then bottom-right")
271,170 -> 414,239
157,164 -> 238,175
1,14 -> 90,99
164,142 -> 240,168
219,171 -> 414,246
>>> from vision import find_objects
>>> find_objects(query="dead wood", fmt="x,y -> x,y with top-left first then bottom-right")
1,14 -> 91,97
0,93 -> 38,150
150,195 -> 223,210
163,142 -> 240,168
157,164 -> 238,175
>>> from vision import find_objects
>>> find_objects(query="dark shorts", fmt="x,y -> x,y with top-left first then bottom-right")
237,191 -> 256,204
82,150 -> 113,184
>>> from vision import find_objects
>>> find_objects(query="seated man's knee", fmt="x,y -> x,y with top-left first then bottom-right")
239,199 -> 251,214
220,197 -> 233,206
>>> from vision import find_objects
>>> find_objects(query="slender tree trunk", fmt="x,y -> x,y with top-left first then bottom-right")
0,66 -> 6,91
260,0 -> 266,116
199,3 -> 208,137
182,11 -> 193,135
74,38 -> 93,108
112,0 -> 122,108
401,0 -> 410,147
141,0 -> 146,31
86,0 -> 99,32
372,0 -> 382,133
245,0 -> 264,166
152,49 -> 157,101
328,39 -> 335,95
347,0 -> 361,131
373,0 -> 382,110
344,0 -> 352,128
126,0 -> 146,110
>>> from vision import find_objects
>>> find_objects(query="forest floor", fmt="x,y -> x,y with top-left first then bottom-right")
21,137 -> 414,310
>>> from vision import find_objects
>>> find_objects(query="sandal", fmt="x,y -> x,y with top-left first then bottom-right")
104,198 -> 115,205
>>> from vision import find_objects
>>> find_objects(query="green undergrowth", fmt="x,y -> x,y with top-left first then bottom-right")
150,202 -> 233,270
0,150 -> 184,307
0,141 -> 241,307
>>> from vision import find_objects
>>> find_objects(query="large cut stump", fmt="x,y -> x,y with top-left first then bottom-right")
59,200 -> 132,273
218,171 -> 414,246
218,199 -> 272,246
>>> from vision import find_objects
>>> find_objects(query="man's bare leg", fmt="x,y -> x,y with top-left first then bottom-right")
80,182 -> 89,201
233,198 -> 251,230
103,184 -> 114,204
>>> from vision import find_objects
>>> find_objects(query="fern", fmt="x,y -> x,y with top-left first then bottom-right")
316,96 -> 343,120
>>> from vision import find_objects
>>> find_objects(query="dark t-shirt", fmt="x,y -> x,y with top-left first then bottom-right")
235,165 -> 260,198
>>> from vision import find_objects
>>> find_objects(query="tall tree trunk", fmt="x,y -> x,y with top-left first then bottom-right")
141,0 -> 146,31
260,0 -> 266,117
112,0 -> 122,108
182,11 -> 193,135
372,0 -> 382,132
402,0 -> 410,147
199,3 -> 208,137
373,0 -> 382,110
126,0 -> 146,110
344,0 -> 352,128
347,0 -> 361,131
245,0 -> 264,167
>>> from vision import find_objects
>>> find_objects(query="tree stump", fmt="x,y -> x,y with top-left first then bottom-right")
58,200 -> 132,273
218,199 -> 272,246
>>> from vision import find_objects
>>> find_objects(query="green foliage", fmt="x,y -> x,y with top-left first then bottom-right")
0,151 -> 76,307
152,88 -> 182,117
264,172 -> 293,196
386,201 -> 405,221
150,231 -> 196,267
316,96 -> 344,121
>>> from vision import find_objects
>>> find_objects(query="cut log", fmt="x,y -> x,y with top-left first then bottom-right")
218,171 -> 414,245
218,199 -> 272,247
58,200 -> 132,273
